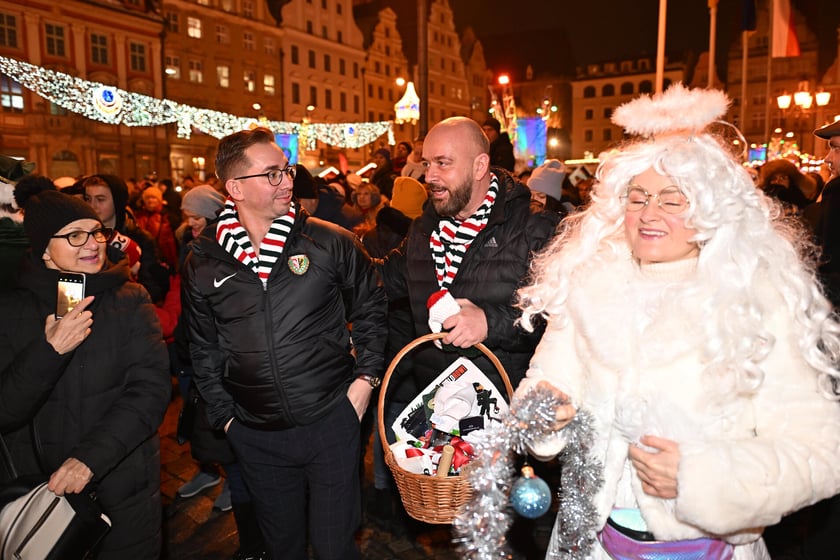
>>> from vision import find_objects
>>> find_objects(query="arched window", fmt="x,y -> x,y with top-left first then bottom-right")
620,82 -> 633,95
602,84 -> 615,97
639,80 -> 653,94
583,86 -> 596,98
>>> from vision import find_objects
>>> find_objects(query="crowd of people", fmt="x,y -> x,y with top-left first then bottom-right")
1,84 -> 840,560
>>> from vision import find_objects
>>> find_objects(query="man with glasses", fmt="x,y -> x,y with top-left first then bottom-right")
182,127 -> 386,560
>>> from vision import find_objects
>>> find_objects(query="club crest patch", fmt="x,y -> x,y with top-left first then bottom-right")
287,254 -> 310,275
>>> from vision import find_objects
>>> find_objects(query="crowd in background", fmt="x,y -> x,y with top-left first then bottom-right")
0,103 -> 839,560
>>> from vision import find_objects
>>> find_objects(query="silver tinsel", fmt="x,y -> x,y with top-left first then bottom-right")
454,384 -> 603,560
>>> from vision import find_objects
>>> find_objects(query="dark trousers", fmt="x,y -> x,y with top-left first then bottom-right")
226,398 -> 362,560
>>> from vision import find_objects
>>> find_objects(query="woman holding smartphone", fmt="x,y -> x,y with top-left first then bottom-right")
0,178 -> 170,559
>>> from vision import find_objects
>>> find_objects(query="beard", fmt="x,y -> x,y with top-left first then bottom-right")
429,176 -> 472,217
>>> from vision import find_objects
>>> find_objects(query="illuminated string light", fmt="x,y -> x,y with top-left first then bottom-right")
0,55 -> 393,148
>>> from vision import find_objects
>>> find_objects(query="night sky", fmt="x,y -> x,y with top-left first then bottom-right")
449,0 -> 840,82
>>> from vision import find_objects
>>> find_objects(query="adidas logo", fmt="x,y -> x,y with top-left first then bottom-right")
485,237 -> 498,248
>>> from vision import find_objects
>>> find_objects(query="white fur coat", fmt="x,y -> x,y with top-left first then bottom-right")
519,254 -> 840,559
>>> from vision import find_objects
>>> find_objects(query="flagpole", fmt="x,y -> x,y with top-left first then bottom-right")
708,0 -> 718,87
741,31 -> 749,135
655,0 -> 667,93
764,0 -> 774,145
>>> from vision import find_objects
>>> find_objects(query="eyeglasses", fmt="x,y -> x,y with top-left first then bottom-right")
51,228 -> 113,247
622,185 -> 689,214
234,165 -> 297,186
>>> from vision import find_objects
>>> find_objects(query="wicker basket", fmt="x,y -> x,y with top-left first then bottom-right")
377,332 -> 513,524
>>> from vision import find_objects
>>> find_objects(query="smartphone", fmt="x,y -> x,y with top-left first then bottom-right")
56,273 -> 86,318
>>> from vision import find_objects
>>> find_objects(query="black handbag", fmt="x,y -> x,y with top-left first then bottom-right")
0,431 -> 111,559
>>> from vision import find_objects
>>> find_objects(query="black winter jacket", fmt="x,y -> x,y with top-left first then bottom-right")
0,252 -> 170,558
182,211 -> 387,431
379,169 -> 558,401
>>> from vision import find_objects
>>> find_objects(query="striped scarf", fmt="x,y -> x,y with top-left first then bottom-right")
216,198 -> 296,287
429,174 -> 500,290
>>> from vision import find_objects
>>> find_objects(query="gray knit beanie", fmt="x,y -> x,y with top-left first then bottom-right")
528,159 -> 567,201
181,185 -> 225,220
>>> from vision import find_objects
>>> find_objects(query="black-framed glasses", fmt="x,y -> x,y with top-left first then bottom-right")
234,165 -> 297,186
51,228 -> 113,247
622,185 -> 689,215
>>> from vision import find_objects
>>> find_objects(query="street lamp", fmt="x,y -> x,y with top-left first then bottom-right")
776,82 -> 831,156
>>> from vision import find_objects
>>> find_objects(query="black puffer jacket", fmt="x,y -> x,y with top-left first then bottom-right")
379,169 -> 559,401
182,211 -> 387,431
0,252 -> 171,559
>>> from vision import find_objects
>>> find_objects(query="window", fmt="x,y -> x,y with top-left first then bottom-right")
367,84 -> 373,97
309,86 -> 317,106
337,30 -> 342,44
308,50 -> 316,69
90,33 -> 109,65
353,62 -> 358,78
324,54 -> 331,72
639,80 -> 653,94
385,46 -> 390,57
216,24 -> 229,44
377,85 -> 383,100
603,129 -> 612,141
0,75 -> 23,113
374,61 -> 380,73
602,84 -> 615,96
50,102 -> 66,116
291,45 -> 299,65
244,70 -> 256,92
221,0 -> 234,11
129,42 -> 146,72
385,64 -> 390,76
321,0 -> 327,8
340,91 -> 346,111
291,82 -> 300,104
583,86 -> 596,98
264,74 -> 275,95
354,95 -> 359,114
45,23 -> 66,57
165,12 -> 179,33
187,17 -> 202,39
165,55 -> 181,79
243,31 -> 254,51
325,89 -> 332,109
216,65 -> 229,88
189,60 -> 204,83
339,58 -> 345,75
603,108 -> 612,119
306,21 -> 313,34
440,84 -> 444,96
387,89 -> 393,102
0,13 -> 18,48
584,130 -> 593,142
264,38 -> 275,56
242,0 -> 254,18
337,2 -> 342,14
620,82 -> 633,95
322,26 -> 327,39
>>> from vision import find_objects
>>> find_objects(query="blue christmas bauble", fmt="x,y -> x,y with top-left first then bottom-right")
510,467 -> 551,519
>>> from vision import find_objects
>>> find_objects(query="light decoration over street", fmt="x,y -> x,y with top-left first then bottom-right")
0,55 -> 393,148
394,81 -> 420,125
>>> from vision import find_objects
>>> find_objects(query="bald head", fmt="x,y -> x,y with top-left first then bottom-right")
427,117 -> 490,159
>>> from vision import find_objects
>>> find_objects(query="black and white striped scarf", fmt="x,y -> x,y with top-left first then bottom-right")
216,198 -> 296,287
429,174 -> 500,290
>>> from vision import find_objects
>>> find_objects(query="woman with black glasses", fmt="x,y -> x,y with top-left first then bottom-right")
0,178 -> 170,559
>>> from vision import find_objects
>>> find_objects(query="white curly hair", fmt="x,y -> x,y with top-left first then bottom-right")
519,84 -> 840,398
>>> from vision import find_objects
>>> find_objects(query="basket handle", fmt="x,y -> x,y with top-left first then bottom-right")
377,332 -> 513,452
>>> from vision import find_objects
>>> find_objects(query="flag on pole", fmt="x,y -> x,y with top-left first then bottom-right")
742,0 -> 757,31
771,0 -> 800,58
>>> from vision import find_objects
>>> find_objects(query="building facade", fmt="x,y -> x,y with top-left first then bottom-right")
0,0 -> 166,180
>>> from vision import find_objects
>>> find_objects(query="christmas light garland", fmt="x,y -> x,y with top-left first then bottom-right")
454,384 -> 603,560
0,55 -> 393,148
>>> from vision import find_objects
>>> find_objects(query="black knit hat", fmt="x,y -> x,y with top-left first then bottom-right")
293,164 -> 318,200
14,175 -> 101,258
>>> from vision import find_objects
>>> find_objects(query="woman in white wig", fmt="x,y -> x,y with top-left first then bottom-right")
513,84 -> 840,559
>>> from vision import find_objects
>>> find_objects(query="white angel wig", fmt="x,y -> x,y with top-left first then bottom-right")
519,84 -> 840,399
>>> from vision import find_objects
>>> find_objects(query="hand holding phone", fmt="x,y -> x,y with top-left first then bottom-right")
45,293 -> 95,355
